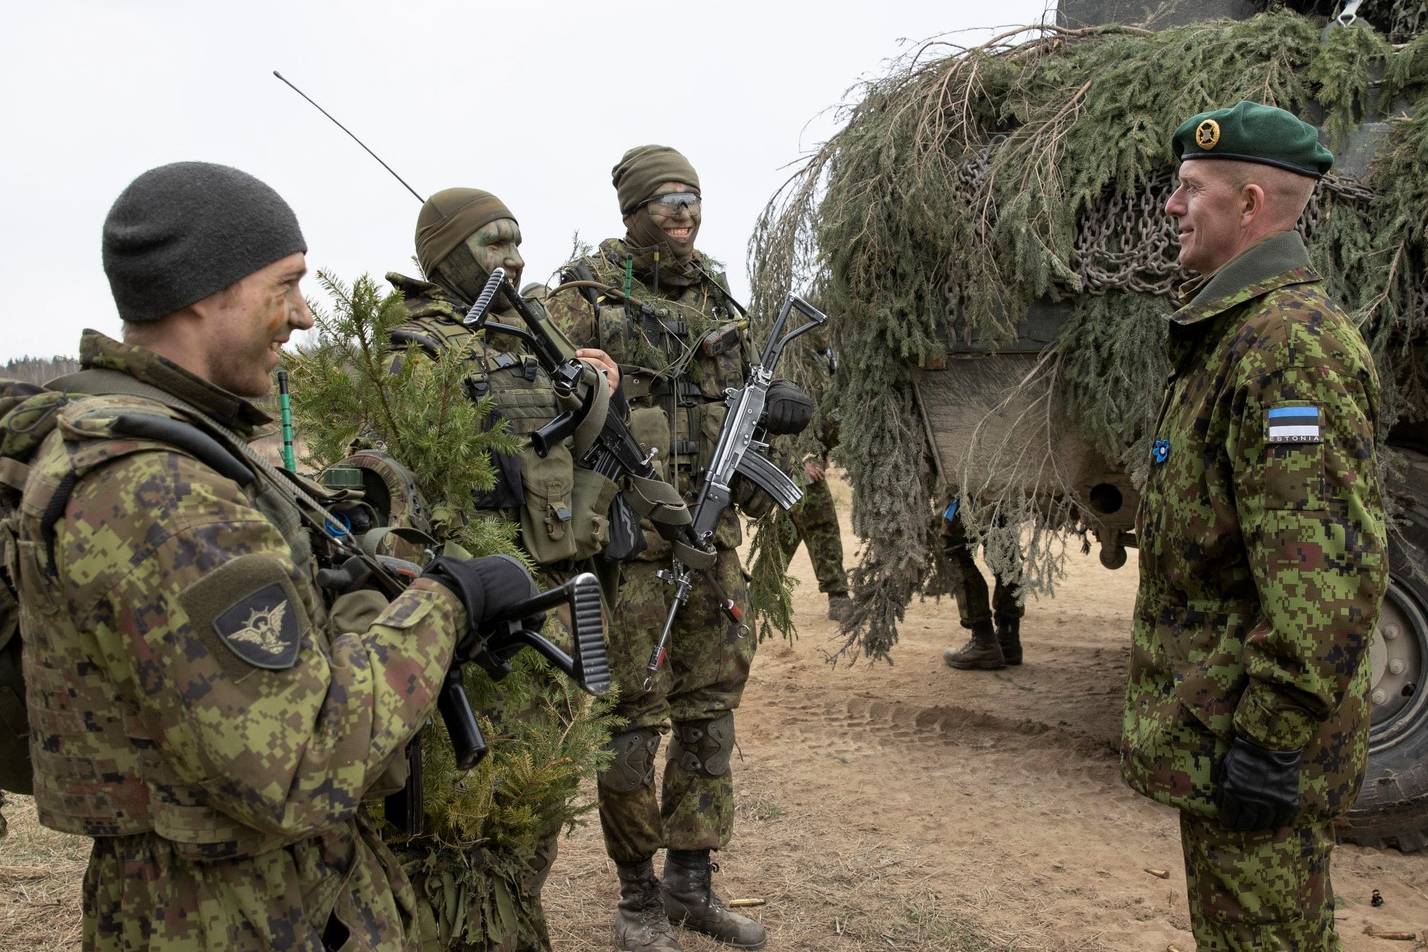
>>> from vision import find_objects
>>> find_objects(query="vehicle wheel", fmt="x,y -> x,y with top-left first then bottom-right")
1343,451 -> 1428,852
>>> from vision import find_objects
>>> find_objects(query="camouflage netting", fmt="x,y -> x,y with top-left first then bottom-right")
287,272 -> 613,951
748,9 -> 1428,660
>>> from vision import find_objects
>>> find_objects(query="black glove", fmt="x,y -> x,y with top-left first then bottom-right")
761,380 -> 814,435
421,555 -> 542,658
1212,734 -> 1302,833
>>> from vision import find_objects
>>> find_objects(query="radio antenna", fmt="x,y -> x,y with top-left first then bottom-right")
272,70 -> 424,202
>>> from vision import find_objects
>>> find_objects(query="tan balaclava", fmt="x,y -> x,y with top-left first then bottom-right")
415,187 -> 519,307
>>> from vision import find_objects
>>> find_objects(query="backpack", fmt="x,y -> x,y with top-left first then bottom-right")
0,380 -> 79,795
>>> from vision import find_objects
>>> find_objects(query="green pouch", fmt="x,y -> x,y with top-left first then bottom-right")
570,465 -> 619,561
692,400 -> 729,476
628,406 -> 671,478
494,385 -> 563,437
517,445 -> 578,565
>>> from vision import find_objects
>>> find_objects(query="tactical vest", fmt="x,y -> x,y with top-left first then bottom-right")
387,301 -> 615,565
559,246 -> 751,554
11,377 -> 329,857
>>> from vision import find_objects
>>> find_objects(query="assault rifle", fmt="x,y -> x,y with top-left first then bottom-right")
317,548 -> 609,832
464,268 -> 696,559
295,275 -> 611,834
644,294 -> 828,682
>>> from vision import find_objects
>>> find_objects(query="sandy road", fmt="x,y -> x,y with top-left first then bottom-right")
550,476 -> 1428,950
4,477 -> 1425,951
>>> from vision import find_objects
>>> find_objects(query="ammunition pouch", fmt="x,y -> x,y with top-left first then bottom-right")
669,713 -> 734,778
628,406 -> 672,478
569,464 -> 618,561
599,727 -> 663,794
516,444 -> 577,565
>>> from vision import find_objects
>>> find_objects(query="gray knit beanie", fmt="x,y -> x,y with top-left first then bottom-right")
102,162 -> 307,323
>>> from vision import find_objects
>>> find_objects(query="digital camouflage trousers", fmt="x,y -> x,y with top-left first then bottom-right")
777,476 -> 848,595
1180,812 -> 1340,951
941,508 -> 1023,629
597,550 -> 755,863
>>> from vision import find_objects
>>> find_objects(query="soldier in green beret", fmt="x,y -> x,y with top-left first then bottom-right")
1120,102 -> 1388,949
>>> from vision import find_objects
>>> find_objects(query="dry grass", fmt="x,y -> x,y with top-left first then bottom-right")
0,796 -> 87,951
0,769 -> 997,952
542,769 -> 1001,952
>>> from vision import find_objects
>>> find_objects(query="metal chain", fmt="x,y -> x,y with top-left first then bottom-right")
1070,170 -> 1375,299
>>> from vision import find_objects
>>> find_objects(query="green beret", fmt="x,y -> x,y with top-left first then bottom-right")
612,145 -> 700,217
1172,101 -> 1333,178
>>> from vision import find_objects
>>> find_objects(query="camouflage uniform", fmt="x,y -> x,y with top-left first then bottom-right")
940,502 -> 1022,632
383,273 -> 593,952
776,404 -> 847,599
1120,231 -> 1388,949
547,238 -> 756,863
16,331 -> 462,951
780,474 -> 847,596
384,272 -> 605,568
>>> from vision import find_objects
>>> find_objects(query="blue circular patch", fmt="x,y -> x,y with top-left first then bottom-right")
1151,439 -> 1171,465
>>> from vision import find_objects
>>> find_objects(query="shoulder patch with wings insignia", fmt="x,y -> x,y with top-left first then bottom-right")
213,583 -> 302,669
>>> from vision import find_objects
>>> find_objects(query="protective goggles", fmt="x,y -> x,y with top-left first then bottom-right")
639,191 -> 702,212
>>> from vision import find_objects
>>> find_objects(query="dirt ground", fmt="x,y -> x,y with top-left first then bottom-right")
3,473 -> 1426,950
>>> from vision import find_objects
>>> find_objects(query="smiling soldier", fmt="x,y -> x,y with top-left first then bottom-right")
545,146 -> 812,952
7,162 -> 542,951
1120,103 -> 1388,950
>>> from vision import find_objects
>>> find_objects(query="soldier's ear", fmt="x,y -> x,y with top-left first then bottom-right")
1241,182 -> 1267,225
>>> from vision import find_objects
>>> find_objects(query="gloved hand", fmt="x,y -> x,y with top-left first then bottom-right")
761,380 -> 814,435
420,555 -> 543,659
1213,734 -> 1302,833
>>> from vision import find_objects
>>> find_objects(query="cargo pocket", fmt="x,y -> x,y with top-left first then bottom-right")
570,465 -> 618,561
517,445 -> 577,565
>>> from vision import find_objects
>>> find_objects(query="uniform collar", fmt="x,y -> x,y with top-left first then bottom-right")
1170,231 -> 1319,327
77,329 -> 272,436
387,271 -> 464,322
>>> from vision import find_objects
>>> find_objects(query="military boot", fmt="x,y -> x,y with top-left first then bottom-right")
661,849 -> 767,949
996,616 -> 1022,666
826,592 -> 852,622
615,859 -> 682,952
942,622 -> 1005,670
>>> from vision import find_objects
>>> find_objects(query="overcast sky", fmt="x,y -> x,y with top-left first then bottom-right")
1,0 -> 1051,361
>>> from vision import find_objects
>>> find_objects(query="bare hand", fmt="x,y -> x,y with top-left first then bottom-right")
576,348 -> 620,394
802,459 -> 826,482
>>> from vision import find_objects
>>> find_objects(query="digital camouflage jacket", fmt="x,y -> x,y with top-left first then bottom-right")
384,273 -> 621,569
546,238 -> 754,556
1121,231 -> 1388,820
16,330 -> 463,950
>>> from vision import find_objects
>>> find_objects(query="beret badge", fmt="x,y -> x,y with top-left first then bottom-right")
1195,119 -> 1221,150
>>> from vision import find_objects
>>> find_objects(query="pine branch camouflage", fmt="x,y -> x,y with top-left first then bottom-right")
748,11 -> 1428,660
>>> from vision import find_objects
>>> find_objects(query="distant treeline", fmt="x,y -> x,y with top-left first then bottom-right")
3,355 -> 81,386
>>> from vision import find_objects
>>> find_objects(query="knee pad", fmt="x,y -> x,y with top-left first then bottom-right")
669,713 -> 734,778
599,727 -> 662,794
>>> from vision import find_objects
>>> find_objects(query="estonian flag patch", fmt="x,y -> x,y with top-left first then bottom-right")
1266,405 -> 1321,444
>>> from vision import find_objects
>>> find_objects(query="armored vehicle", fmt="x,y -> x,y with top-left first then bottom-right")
751,0 -> 1428,850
